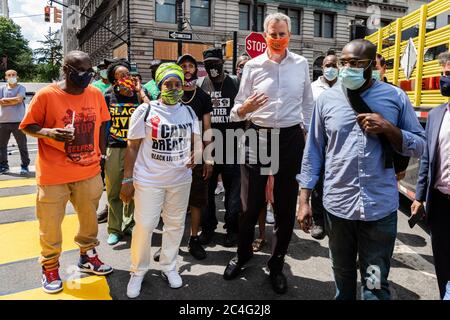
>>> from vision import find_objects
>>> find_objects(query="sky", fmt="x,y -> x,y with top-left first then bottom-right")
9,0 -> 63,50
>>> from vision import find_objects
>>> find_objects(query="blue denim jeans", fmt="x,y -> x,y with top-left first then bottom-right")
324,211 -> 397,300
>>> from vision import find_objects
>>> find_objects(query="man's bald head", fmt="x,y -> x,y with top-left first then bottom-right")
342,39 -> 377,61
64,50 -> 91,66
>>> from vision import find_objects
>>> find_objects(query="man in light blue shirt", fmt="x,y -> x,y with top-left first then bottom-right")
297,40 -> 425,300
0,70 -> 30,175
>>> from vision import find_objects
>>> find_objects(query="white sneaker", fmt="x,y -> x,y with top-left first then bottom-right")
127,273 -> 144,298
162,270 -> 183,289
215,181 -> 225,195
266,204 -> 275,224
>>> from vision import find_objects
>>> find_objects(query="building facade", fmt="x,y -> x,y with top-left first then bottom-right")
67,0 -> 408,81
0,0 -> 9,18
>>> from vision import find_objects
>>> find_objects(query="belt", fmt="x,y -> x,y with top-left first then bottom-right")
249,122 -> 301,132
433,189 -> 450,200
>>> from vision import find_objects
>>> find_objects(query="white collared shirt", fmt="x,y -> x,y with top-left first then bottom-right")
230,50 -> 314,130
434,104 -> 450,195
311,76 -> 334,101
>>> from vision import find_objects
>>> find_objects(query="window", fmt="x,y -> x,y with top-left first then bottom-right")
256,5 -> 265,32
279,7 -> 301,35
239,3 -> 250,30
314,12 -> 334,38
156,0 -> 176,23
324,14 -> 334,38
191,0 -> 210,27
314,13 -> 322,37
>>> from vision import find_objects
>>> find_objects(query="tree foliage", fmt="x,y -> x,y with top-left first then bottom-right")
33,30 -> 63,82
0,17 -> 35,81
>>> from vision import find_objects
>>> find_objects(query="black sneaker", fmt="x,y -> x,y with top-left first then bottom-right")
97,206 -> 108,224
188,236 -> 206,260
198,230 -> 215,245
0,166 -> 10,174
224,232 -> 238,247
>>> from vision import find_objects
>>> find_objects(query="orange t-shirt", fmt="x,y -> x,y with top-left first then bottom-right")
19,84 -> 111,185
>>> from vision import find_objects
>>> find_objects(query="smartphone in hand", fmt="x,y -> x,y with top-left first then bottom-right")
408,206 -> 425,228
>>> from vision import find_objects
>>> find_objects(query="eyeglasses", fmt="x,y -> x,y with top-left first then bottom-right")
66,64 -> 95,77
338,59 -> 372,68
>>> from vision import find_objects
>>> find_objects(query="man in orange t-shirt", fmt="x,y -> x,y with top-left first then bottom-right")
20,51 -> 113,294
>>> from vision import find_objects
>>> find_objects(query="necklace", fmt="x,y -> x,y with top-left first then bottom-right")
181,86 -> 197,104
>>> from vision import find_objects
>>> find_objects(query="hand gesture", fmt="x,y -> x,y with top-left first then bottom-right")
356,113 -> 390,134
243,92 -> 269,114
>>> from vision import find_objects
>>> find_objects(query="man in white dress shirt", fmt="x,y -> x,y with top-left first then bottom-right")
224,12 -> 314,294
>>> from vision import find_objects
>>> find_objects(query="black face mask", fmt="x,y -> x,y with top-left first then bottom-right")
69,69 -> 93,89
205,63 -> 223,79
439,75 -> 450,97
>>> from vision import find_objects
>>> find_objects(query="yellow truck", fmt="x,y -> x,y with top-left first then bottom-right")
365,0 -> 450,200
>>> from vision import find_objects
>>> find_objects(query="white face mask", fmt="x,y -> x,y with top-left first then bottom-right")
7,77 -> 17,85
323,67 -> 338,81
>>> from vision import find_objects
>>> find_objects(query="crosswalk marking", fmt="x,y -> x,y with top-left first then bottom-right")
0,178 -> 36,189
0,276 -> 111,300
0,214 -> 80,265
0,194 -> 36,211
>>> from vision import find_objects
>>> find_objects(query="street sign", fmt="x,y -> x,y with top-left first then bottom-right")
169,31 -> 192,40
245,32 -> 267,58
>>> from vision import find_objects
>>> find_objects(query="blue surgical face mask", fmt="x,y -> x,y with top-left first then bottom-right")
339,66 -> 369,90
99,70 -> 108,80
372,70 -> 381,81
323,67 -> 338,81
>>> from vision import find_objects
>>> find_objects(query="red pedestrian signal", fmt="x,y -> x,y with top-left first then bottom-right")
44,6 -> 51,22
54,8 -> 62,23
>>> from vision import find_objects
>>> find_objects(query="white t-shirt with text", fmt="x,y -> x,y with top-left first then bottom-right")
128,101 -> 200,187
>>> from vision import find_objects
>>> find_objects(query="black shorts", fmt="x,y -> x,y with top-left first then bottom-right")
189,165 -> 208,208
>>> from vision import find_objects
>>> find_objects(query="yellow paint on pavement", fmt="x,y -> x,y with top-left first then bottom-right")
0,214 -> 80,265
0,178 -> 36,189
0,194 -> 36,211
0,276 -> 111,300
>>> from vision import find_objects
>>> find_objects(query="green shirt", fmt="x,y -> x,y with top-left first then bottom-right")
92,80 -> 111,94
143,79 -> 160,100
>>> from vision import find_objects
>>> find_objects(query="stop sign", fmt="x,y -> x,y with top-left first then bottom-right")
245,32 -> 267,58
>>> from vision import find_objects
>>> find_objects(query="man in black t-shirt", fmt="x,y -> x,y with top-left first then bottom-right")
198,48 -> 244,247
175,54 -> 213,260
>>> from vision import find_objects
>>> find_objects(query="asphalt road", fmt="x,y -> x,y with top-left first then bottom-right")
0,136 -> 440,300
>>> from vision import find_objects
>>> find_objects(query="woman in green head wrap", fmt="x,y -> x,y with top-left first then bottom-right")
119,62 -> 204,298
156,63 -> 185,105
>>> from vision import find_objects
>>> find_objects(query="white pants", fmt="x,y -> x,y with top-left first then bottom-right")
130,182 -> 191,275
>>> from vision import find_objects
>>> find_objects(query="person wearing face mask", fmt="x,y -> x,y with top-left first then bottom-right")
120,63 -> 202,297
103,60 -> 150,246
373,53 -> 388,83
197,47 -> 243,248
308,52 -> 340,241
227,13 -> 314,294
412,51 -> 450,300
143,60 -> 162,100
92,62 -> 111,94
19,51 -> 113,294
0,69 -> 30,175
298,40 -> 425,300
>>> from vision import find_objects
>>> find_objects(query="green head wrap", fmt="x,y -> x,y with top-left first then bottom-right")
155,63 -> 184,89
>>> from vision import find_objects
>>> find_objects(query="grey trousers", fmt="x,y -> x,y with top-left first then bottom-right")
0,122 -> 30,168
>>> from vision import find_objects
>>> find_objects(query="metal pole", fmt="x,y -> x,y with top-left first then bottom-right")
127,0 -> 132,61
177,0 -> 183,57
232,31 -> 238,75
252,0 -> 258,32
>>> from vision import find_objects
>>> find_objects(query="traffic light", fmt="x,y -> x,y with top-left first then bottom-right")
54,8 -> 62,23
225,40 -> 233,59
44,6 -> 51,22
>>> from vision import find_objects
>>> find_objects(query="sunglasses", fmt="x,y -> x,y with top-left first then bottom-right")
66,64 -> 95,77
